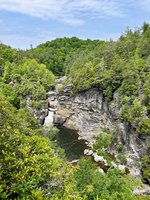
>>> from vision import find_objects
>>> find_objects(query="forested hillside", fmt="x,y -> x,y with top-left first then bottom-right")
24,37 -> 100,75
0,24 -> 150,199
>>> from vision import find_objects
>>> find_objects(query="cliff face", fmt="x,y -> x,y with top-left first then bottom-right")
55,87 -> 113,144
24,96 -> 48,125
47,78 -> 148,177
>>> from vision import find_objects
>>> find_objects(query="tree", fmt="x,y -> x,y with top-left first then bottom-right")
0,94 -> 76,199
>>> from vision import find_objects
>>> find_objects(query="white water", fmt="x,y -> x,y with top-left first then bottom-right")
44,111 -> 54,127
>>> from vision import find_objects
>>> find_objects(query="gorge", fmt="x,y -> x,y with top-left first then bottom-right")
1,24 -> 150,199
43,77 -> 148,181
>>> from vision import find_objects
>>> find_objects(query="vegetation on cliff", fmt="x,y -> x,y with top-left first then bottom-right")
66,23 -> 150,183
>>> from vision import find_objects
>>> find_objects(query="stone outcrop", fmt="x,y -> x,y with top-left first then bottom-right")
54,87 -> 114,146
47,77 -> 149,178
25,96 -> 48,125
133,185 -> 150,196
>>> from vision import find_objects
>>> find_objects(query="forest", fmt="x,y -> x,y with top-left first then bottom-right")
0,23 -> 150,200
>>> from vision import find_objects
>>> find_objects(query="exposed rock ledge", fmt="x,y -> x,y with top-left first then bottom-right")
47,77 -> 148,178
133,185 -> 150,196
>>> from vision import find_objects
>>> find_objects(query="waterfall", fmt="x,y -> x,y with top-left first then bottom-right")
43,110 -> 54,128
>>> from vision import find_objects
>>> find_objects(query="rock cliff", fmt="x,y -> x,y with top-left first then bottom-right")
47,77 -> 148,178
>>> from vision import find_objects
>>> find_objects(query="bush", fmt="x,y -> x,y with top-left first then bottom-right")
116,144 -> 124,152
137,118 -> 150,136
74,158 -> 135,200
141,155 -> 150,184
117,154 -> 127,165
0,95 -> 75,199
93,131 -> 112,150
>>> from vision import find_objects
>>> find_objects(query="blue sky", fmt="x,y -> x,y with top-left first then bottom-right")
0,0 -> 150,49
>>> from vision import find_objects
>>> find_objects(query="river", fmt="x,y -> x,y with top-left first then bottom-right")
44,110 -> 87,161
57,127 -> 87,161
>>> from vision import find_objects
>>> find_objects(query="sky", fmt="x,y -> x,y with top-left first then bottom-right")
0,0 -> 150,49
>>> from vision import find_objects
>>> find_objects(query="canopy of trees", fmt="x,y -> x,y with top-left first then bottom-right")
24,37 -> 101,75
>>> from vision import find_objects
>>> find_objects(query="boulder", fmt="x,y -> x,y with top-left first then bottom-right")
133,185 -> 150,196
84,149 -> 93,156
92,153 -> 105,162
46,91 -> 56,98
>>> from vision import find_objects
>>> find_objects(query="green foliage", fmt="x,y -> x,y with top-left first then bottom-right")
141,155 -> 150,184
74,158 -> 135,200
93,131 -> 113,162
0,94 -> 76,199
137,118 -> 150,136
136,197 -> 150,200
3,59 -> 55,91
0,43 -> 18,76
67,23 -> 150,109
143,68 -> 150,113
116,144 -> 124,152
93,131 -> 112,150
121,99 -> 147,124
117,154 -> 127,165
2,59 -> 55,109
25,37 -> 100,75
0,81 -> 20,108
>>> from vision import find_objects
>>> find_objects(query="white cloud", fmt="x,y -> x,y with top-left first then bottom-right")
137,0 -> 150,11
0,33 -> 33,49
0,0 -> 126,25
0,32 -> 57,49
